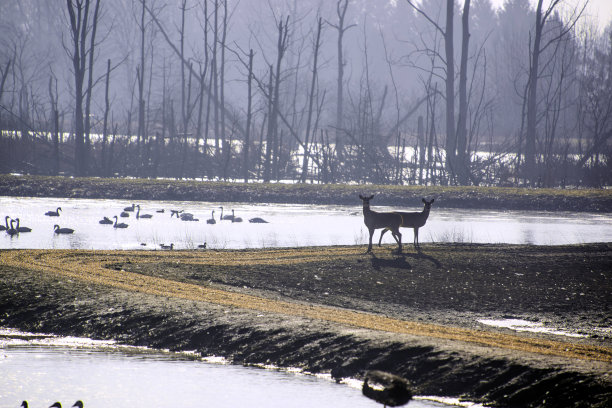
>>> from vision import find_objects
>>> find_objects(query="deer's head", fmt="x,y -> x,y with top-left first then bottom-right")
359,194 -> 375,207
422,198 -> 435,210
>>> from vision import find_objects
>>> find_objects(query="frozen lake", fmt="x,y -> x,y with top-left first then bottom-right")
1,196 -> 611,250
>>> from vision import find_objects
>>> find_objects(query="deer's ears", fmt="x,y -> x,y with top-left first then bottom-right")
422,198 -> 435,204
359,194 -> 374,200
422,198 -> 427,204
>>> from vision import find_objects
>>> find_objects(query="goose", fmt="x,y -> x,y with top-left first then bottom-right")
160,243 -> 174,250
180,212 -> 198,221
14,218 -> 32,232
248,217 -> 269,223
206,210 -> 216,224
99,216 -> 113,225
0,215 -> 9,231
136,205 -> 153,219
113,216 -> 129,229
123,203 -> 136,212
218,207 -> 233,221
45,207 -> 62,216
54,224 -> 74,234
6,219 -> 18,236
231,210 -> 243,223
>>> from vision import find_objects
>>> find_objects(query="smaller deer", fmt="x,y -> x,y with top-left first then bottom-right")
379,198 -> 434,251
359,194 -> 403,253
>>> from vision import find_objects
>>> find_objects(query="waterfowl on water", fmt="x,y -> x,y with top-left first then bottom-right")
14,218 -> 32,232
99,216 -> 113,224
231,209 -> 243,223
54,224 -> 74,234
248,217 -> 268,223
123,204 -> 136,212
45,207 -> 62,216
72,400 -> 84,408
120,211 -> 130,218
218,207 -> 233,221
49,403 -> 61,408
136,205 -> 153,219
156,209 -> 165,213
113,215 -> 128,229
206,210 -> 216,224
6,219 -> 18,236
170,209 -> 182,218
160,243 -> 174,250
198,243 -> 207,249
0,215 -> 9,231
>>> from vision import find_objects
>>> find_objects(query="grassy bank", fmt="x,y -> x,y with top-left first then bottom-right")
1,174 -> 611,212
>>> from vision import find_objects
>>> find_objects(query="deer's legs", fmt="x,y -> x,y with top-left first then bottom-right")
367,228 -> 375,252
413,228 -> 420,250
393,228 -> 402,252
378,228 -> 389,246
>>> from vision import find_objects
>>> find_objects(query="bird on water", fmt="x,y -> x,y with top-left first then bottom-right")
45,207 -> 62,216
48,401 -> 83,408
113,215 -> 129,229
248,217 -> 268,223
136,205 -> 153,219
1,215 -> 10,231
54,224 -> 74,234
15,218 -> 32,232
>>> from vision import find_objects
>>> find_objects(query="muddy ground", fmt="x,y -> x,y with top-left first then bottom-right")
1,243 -> 610,408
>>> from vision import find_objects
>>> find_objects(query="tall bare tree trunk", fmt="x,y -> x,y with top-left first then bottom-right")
243,49 -> 254,183
444,0 -> 456,182
456,0 -> 471,185
300,17 -> 323,183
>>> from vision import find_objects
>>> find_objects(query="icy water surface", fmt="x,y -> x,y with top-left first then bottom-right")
0,329 -> 457,408
1,196 -> 611,250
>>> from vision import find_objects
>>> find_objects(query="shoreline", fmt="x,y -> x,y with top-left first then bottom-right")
2,174 -> 612,212
1,244 -> 610,407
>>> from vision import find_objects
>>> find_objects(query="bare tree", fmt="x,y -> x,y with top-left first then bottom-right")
328,0 -> 356,159
524,0 -> 585,185
406,0 -> 457,182
65,0 -> 102,176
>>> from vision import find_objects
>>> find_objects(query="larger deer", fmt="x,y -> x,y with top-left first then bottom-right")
359,194 -> 403,253
379,198 -> 434,251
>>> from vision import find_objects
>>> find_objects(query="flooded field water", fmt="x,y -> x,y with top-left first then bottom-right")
0,329 -> 452,408
1,196 -> 611,250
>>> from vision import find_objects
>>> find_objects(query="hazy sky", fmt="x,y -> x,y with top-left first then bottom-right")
489,0 -> 612,33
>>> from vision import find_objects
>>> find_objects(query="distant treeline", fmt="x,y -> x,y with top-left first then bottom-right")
0,0 -> 610,187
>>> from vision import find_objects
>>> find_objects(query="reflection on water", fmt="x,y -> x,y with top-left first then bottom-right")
0,329 -> 448,408
1,196 -> 611,250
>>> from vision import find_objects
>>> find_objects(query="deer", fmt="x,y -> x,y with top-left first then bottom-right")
359,194 -> 404,253
378,198 -> 434,251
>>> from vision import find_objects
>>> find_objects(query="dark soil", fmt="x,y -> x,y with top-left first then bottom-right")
1,174 -> 612,212
1,243 -> 611,408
